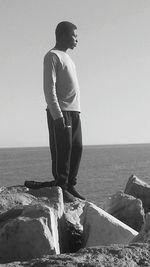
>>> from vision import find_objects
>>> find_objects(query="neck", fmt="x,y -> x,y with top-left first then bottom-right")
54,42 -> 68,52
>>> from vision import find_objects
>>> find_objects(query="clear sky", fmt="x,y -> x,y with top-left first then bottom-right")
0,0 -> 150,147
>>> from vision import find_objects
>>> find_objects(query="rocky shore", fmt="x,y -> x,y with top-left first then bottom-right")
0,175 -> 150,266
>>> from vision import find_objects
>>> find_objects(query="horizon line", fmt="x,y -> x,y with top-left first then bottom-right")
0,142 -> 150,149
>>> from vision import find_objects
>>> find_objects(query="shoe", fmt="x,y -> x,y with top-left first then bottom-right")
62,189 -> 76,203
68,186 -> 86,200
24,180 -> 56,189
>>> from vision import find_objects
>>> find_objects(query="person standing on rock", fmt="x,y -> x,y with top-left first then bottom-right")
43,21 -> 85,202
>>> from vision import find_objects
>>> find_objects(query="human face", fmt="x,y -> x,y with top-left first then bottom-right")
66,29 -> 78,50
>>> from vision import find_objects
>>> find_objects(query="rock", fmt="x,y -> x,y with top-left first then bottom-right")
0,210 -> 57,262
2,243 -> 150,267
27,186 -> 64,218
64,199 -> 138,250
64,200 -> 86,252
0,186 -> 64,263
24,186 -> 68,253
0,186 -> 37,212
103,191 -> 145,231
125,174 -> 150,212
64,200 -> 85,231
131,213 -> 150,243
0,184 -> 139,264
82,202 -> 138,247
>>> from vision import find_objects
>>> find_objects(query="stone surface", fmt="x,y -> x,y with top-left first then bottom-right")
131,213 -> 150,244
103,190 -> 145,231
64,200 -> 86,252
1,243 -> 150,267
125,174 -> 150,212
0,186 -> 36,212
0,184 -> 140,265
64,199 -> 138,250
64,200 -> 85,231
0,212 -> 57,262
0,186 -> 64,263
27,186 -> 64,218
82,202 -> 138,247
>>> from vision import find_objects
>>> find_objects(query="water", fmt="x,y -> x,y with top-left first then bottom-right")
1,144 -> 150,207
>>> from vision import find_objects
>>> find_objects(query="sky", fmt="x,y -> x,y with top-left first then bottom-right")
0,0 -> 150,147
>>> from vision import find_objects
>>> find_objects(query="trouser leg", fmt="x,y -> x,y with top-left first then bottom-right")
68,112 -> 83,187
54,117 -> 72,189
46,109 -> 57,180
46,109 -> 72,189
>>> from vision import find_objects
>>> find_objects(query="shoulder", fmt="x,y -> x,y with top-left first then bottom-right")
44,50 -> 56,59
44,50 -> 60,64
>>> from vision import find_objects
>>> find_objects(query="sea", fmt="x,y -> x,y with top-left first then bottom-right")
1,143 -> 150,207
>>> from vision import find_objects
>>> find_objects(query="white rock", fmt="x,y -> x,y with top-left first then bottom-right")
22,203 -> 61,254
0,184 -> 140,263
0,218 -> 55,261
64,199 -> 86,232
0,186 -> 64,262
0,186 -> 37,212
27,186 -> 64,218
82,202 -> 138,247
103,191 -> 145,231
124,174 -> 150,212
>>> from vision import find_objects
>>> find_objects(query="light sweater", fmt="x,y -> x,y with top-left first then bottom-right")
43,49 -> 80,120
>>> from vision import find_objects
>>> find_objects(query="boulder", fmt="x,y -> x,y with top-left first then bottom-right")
27,186 -> 64,218
0,209 -> 57,262
64,200 -> 86,252
0,185 -> 64,218
131,213 -> 150,243
64,199 -> 138,249
82,202 -> 138,247
0,184 -> 139,264
125,174 -> 150,212
0,185 -> 37,212
0,186 -> 64,263
103,191 -> 145,231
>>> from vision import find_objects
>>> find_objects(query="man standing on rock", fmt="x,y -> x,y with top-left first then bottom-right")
43,21 -> 85,202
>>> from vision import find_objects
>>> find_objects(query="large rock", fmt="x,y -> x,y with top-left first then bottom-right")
125,174 -> 150,212
0,184 -> 139,264
0,186 -> 64,263
103,191 -> 145,231
0,185 -> 64,218
0,208 -> 57,262
0,185 -> 37,212
82,202 -> 138,247
27,186 -> 64,218
64,199 -> 138,249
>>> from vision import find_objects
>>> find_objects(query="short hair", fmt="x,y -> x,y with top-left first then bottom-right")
55,21 -> 77,41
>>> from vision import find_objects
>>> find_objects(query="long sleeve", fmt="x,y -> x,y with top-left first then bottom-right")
43,52 -> 63,120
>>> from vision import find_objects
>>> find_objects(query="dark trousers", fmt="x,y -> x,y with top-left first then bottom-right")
46,109 -> 83,189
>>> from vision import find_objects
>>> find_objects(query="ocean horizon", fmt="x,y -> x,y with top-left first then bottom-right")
1,143 -> 150,207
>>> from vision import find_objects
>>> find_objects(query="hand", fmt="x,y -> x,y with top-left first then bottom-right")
54,117 -> 65,129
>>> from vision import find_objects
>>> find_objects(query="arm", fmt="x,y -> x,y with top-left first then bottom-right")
43,52 -> 63,121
